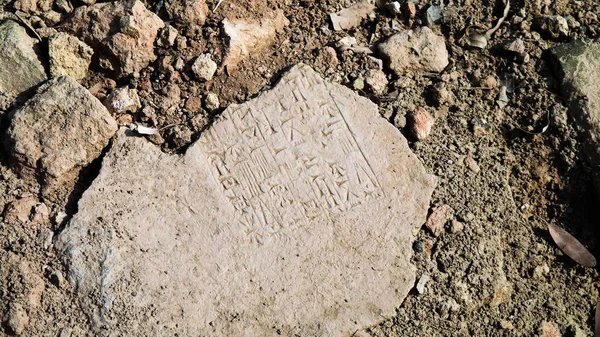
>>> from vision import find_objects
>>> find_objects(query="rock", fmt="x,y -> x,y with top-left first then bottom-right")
56,64 -> 436,336
157,25 -> 178,48
481,75 -> 497,89
5,76 -> 118,197
415,274 -> 429,294
0,21 -> 47,98
164,125 -> 193,149
407,107 -> 434,141
5,303 -> 29,335
192,54 -> 217,81
538,321 -> 561,337
353,77 -> 365,91
463,155 -> 480,173
13,0 -> 52,14
503,38 -> 526,54
204,92 -> 219,110
3,195 -> 38,223
165,0 -> 208,29
103,87 -> 141,114
68,0 -> 164,78
450,219 -> 464,234
425,204 -> 453,236
54,0 -> 73,13
500,320 -> 515,330
432,83 -> 453,105
550,40 -> 600,173
536,15 -> 569,39
222,10 -> 289,72
48,33 -> 93,81
37,228 -> 54,250
490,280 -> 513,307
364,69 -> 388,94
378,26 -> 449,75
329,0 -> 375,31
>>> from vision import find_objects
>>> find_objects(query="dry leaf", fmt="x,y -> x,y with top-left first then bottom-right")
547,222 -> 596,267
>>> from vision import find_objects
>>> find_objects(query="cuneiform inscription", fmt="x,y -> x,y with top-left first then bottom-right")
199,75 -> 382,242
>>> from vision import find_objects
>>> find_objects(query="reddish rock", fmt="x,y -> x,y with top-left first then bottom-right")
407,107 -> 434,141
538,321 -> 560,337
425,204 -> 454,236
165,0 -> 208,29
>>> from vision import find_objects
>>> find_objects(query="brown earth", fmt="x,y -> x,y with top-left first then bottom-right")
1,0 -> 600,336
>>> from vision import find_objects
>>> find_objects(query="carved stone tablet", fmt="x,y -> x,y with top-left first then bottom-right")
57,64 -> 436,336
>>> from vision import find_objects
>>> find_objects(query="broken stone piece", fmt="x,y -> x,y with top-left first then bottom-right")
330,0 -> 375,31
425,204 -> 453,236
378,26 -> 449,75
407,107 -> 434,141
68,0 -> 164,78
0,20 -> 47,98
192,54 -> 217,81
4,195 -> 38,223
204,92 -> 219,110
48,33 -> 93,81
165,0 -> 209,28
222,10 -> 289,72
5,76 -> 118,198
13,0 -> 52,14
56,64 -> 436,336
103,87 -> 141,114
157,25 -> 178,47
536,15 -> 569,39
364,69 -> 388,94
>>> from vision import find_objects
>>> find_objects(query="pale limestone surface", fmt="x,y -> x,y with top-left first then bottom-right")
551,40 -> 600,169
57,64 -> 436,336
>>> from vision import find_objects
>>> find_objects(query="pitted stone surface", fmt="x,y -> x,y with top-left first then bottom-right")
56,64 -> 436,336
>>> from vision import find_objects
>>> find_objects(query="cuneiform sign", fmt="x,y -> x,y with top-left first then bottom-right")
56,64 -> 437,337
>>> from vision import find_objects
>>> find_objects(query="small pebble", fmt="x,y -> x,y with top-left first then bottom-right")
538,321 -> 561,337
407,107 -> 434,141
450,220 -> 464,234
415,274 -> 430,294
413,240 -> 424,253
364,69 -> 388,94
204,93 -> 220,111
425,204 -> 453,237
463,155 -> 481,173
500,320 -> 515,330
192,54 -> 217,81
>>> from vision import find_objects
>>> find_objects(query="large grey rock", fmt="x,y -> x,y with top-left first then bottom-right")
68,0 -> 164,78
0,20 -> 47,98
5,76 -> 118,196
56,64 -> 436,336
550,40 -> 600,170
378,26 -> 449,76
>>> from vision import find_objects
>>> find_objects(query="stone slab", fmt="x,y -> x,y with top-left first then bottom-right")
551,39 -> 600,169
56,64 -> 436,336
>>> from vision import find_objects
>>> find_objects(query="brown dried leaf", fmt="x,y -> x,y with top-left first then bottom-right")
548,222 -> 596,267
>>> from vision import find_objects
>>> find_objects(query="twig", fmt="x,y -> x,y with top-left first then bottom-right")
213,0 -> 225,12
14,12 -> 42,41
485,0 -> 510,39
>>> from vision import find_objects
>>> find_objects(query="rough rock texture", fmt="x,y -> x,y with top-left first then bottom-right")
5,76 -> 118,196
48,33 -> 94,81
0,20 -> 47,97
68,0 -> 164,78
329,0 -> 375,31
103,87 -> 141,114
222,10 -> 289,72
165,0 -> 208,29
192,53 -> 217,81
551,40 -> 600,170
13,0 -> 52,14
378,26 -> 449,75
56,64 -> 436,336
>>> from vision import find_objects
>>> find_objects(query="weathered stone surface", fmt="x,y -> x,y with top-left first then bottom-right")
13,0 -> 52,14
48,33 -> 94,81
5,76 -> 118,195
223,10 -> 289,72
378,26 -> 449,75
68,0 -> 164,78
192,53 -> 217,81
56,64 -> 436,336
0,20 -> 47,97
165,0 -> 208,28
551,40 -> 600,170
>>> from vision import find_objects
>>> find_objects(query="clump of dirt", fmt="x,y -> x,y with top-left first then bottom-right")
1,0 -> 600,335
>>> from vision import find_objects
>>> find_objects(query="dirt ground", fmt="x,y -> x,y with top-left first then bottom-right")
1,0 -> 600,335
